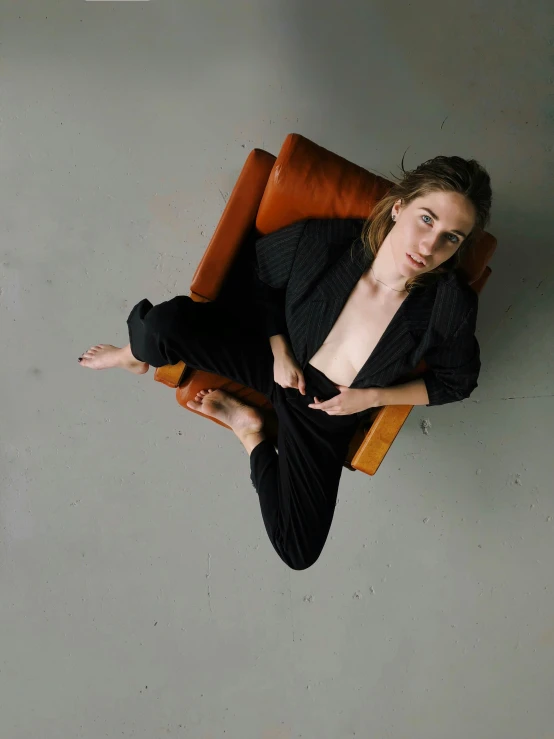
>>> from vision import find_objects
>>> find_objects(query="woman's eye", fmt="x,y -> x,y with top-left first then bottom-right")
420,214 -> 458,244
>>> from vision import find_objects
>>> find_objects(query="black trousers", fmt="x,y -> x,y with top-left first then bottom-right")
127,295 -> 360,571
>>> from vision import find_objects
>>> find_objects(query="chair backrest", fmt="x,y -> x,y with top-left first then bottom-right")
256,133 -> 496,286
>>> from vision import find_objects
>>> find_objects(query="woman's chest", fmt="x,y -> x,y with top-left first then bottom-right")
308,280 -> 407,386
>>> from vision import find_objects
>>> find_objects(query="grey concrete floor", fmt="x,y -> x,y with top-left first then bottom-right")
1,1 -> 553,738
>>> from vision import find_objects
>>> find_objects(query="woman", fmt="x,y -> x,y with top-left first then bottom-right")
79,155 -> 492,571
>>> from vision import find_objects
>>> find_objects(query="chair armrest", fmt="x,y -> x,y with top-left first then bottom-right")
190,147 -> 277,302
349,405 -> 413,475
153,147 -> 276,389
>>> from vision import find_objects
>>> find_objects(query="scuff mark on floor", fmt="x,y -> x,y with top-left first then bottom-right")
420,418 -> 432,435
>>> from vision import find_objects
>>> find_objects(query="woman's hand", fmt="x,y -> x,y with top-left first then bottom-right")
273,346 -> 307,394
308,386 -> 382,415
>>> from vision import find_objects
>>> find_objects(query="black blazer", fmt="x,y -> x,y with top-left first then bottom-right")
253,218 -> 481,409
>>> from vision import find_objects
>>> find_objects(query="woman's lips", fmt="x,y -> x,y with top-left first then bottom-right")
406,253 -> 426,269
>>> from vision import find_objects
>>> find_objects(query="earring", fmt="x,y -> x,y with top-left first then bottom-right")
392,215 -> 396,221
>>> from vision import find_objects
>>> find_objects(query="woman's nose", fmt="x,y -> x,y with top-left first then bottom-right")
419,237 -> 440,256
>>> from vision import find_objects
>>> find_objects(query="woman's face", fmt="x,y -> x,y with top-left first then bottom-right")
390,191 -> 476,277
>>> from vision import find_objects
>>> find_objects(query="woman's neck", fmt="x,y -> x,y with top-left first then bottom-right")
367,236 -> 408,294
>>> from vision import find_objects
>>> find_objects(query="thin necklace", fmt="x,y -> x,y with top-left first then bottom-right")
370,265 -> 407,293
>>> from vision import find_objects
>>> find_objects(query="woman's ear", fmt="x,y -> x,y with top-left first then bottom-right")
392,198 -> 403,218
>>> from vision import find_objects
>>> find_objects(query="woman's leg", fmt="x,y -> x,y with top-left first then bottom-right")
80,294 -> 277,452
249,390 -> 354,572
125,295 -> 355,572
125,296 -> 275,398
80,294 -> 352,571
185,387 -> 268,457
78,343 -> 149,373
80,295 -> 275,396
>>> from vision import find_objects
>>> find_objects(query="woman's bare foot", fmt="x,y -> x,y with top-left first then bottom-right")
78,344 -> 149,374
186,388 -> 264,438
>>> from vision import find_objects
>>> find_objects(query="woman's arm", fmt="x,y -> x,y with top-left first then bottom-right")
370,303 -> 481,409
269,334 -> 291,357
375,378 -> 430,407
420,307 -> 481,406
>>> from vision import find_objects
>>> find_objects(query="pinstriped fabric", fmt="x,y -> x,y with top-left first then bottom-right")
253,218 -> 480,409
254,220 -> 308,287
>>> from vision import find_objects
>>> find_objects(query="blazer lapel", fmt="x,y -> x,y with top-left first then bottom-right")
304,239 -> 416,386
353,320 -> 416,385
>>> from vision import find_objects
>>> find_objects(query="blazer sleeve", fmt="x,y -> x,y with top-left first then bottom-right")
421,303 -> 481,406
252,219 -> 309,338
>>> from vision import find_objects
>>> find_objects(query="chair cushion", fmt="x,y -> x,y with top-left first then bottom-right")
256,133 -> 496,284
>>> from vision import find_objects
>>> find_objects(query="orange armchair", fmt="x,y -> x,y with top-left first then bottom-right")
154,134 -> 497,475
